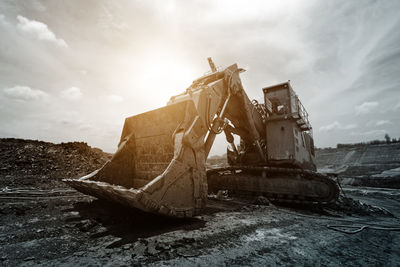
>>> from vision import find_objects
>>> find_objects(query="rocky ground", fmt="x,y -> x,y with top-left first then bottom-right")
1,139 -> 400,266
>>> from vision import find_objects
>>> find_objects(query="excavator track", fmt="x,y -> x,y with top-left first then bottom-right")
207,166 -> 339,205
64,59 -> 337,217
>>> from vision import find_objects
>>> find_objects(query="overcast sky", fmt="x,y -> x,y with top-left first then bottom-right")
0,0 -> 399,154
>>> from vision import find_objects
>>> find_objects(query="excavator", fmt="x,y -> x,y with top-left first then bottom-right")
64,58 -> 339,218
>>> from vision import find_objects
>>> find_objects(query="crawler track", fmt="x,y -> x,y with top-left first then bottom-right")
207,166 -> 339,205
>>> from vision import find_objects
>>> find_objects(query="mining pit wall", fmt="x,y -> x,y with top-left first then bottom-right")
316,143 -> 400,188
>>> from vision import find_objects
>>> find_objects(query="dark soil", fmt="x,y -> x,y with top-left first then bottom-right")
1,138 -> 399,266
0,138 -> 111,189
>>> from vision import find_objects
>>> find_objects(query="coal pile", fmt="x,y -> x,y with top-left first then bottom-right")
0,138 -> 112,188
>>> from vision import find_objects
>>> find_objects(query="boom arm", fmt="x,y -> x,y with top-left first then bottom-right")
65,58 -> 266,218
168,58 -> 266,161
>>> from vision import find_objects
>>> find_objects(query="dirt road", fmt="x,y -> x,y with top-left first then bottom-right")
1,182 -> 399,266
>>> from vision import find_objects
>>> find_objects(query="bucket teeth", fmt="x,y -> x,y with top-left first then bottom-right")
64,100 -> 208,218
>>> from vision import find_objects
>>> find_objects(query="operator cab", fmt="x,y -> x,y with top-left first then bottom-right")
263,81 -> 315,170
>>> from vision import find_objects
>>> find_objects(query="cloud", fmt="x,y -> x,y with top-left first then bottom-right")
16,15 -> 67,47
61,87 -> 82,100
319,121 -> 357,132
355,102 -> 379,115
107,94 -> 123,103
60,119 -> 73,125
350,129 -> 387,136
3,85 -> 47,101
79,124 -> 94,131
376,120 -> 392,126
0,14 -> 6,24
1,1 -> 399,152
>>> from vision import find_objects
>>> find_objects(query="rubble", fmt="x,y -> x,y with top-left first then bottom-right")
328,195 -> 394,217
0,138 -> 111,188
254,196 -> 270,206
0,138 -> 399,265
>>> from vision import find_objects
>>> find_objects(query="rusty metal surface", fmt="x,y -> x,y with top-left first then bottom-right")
63,62 -> 244,218
65,100 -> 209,218
207,166 -> 339,204
64,59 -> 334,218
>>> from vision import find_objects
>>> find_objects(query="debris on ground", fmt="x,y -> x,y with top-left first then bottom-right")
328,195 -> 394,217
254,196 -> 270,206
1,138 -> 399,266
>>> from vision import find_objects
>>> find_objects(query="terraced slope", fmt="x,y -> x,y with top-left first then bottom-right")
316,143 -> 400,188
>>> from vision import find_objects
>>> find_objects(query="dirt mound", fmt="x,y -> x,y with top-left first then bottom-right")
328,195 -> 393,217
0,138 -> 111,188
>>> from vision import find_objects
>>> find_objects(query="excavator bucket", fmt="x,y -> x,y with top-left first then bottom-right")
64,59 -> 339,218
64,100 -> 209,218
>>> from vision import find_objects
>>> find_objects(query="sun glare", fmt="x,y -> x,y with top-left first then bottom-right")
140,57 -> 197,103
116,49 -> 199,112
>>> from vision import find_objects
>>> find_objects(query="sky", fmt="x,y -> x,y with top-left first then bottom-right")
0,0 -> 399,155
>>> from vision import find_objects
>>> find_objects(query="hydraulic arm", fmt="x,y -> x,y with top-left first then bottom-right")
64,58 -> 339,217
64,59 -> 265,217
